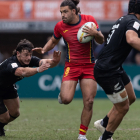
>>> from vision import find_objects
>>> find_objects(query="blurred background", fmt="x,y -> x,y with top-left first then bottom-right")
0,0 -> 140,98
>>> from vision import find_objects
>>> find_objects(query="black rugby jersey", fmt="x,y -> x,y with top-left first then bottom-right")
95,14 -> 140,71
0,55 -> 40,88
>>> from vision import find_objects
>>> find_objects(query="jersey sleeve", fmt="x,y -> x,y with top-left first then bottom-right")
7,63 -> 19,75
88,15 -> 100,31
53,22 -> 62,39
126,20 -> 140,34
29,56 -> 41,67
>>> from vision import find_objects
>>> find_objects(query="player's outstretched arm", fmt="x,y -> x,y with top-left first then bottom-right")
32,36 -> 60,54
39,51 -> 61,68
126,30 -> 140,51
15,63 -> 50,77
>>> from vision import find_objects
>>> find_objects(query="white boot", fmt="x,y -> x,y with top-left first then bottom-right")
58,93 -> 63,104
94,119 -> 105,134
78,134 -> 88,140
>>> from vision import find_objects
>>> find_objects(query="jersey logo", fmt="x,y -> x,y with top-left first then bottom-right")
114,82 -> 122,91
11,63 -> 18,68
64,67 -> 70,77
133,21 -> 140,30
63,30 -> 68,33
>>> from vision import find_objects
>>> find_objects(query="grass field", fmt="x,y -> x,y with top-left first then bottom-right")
1,99 -> 140,140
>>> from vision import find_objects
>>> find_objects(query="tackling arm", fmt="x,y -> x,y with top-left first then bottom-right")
39,51 -> 61,68
32,36 -> 60,54
15,63 -> 50,77
42,36 -> 60,53
126,30 -> 140,51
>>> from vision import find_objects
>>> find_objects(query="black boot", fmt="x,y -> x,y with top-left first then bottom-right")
0,122 -> 7,136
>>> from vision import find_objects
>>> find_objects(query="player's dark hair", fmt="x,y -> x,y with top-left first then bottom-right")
128,0 -> 140,14
60,0 -> 81,15
13,39 -> 34,56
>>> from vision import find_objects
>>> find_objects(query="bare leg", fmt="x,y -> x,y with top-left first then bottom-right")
0,97 -> 20,124
80,79 -> 97,127
4,97 -> 20,122
60,80 -> 77,104
107,81 -> 136,118
106,93 -> 129,132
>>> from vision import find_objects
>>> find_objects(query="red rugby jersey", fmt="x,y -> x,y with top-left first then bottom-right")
54,14 -> 100,63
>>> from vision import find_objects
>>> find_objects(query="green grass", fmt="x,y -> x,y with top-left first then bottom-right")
1,99 -> 140,140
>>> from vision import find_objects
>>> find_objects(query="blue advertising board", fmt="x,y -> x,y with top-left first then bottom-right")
16,65 -> 140,98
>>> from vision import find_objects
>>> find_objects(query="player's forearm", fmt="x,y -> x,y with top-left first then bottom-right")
42,39 -> 56,53
43,59 -> 59,68
126,30 -> 140,51
94,31 -> 104,44
49,59 -> 59,68
15,67 -> 38,77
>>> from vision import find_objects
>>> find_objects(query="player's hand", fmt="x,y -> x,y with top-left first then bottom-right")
82,23 -> 97,37
52,51 -> 61,63
32,47 -> 45,54
38,63 -> 50,73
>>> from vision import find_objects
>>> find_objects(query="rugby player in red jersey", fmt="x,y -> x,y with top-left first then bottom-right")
33,0 -> 104,139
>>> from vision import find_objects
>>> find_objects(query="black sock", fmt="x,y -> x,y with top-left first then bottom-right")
102,130 -> 113,140
101,115 -> 109,128
0,122 -> 7,128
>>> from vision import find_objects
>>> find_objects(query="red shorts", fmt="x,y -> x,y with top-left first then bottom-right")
62,62 -> 95,82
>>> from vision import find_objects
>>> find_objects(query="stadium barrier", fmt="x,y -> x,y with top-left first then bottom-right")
17,65 -> 140,98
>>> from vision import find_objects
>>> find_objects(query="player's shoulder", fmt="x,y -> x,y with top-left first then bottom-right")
81,14 -> 96,21
7,56 -> 19,67
1,56 -> 14,65
55,20 -> 64,27
0,56 -> 18,70
8,56 -> 18,63
31,56 -> 40,60
123,14 -> 140,23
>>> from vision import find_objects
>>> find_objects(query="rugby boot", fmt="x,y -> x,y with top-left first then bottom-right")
78,135 -> 88,140
94,119 -> 105,134
0,127 -> 5,136
58,93 -> 63,104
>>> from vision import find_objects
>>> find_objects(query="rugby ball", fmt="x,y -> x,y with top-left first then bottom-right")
77,22 -> 97,43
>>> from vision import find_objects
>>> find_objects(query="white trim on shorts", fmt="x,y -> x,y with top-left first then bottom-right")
107,88 -> 128,104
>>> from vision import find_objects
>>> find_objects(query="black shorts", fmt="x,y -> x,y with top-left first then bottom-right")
94,68 -> 130,95
0,85 -> 19,100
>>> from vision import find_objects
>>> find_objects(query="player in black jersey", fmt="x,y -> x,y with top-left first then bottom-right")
0,39 -> 61,136
93,0 -> 140,140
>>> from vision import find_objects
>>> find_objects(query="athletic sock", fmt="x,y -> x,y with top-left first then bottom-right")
79,124 -> 88,135
101,115 -> 109,128
102,130 -> 113,140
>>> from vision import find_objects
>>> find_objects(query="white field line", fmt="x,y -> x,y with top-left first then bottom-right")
6,128 -> 140,131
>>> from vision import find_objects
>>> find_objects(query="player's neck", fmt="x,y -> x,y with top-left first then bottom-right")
129,13 -> 140,20
69,15 -> 79,24
135,14 -> 140,20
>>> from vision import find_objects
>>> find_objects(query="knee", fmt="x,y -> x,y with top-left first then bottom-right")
84,98 -> 94,110
10,109 -> 20,118
0,112 -> 10,123
119,104 -> 129,115
129,96 -> 136,105
61,98 -> 72,105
